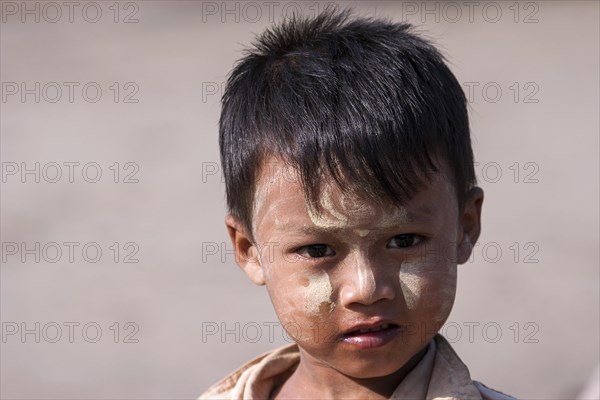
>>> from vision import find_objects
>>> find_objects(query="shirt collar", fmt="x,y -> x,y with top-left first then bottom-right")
200,334 -> 483,399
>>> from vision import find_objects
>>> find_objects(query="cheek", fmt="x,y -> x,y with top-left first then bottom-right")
264,266 -> 335,326
303,271 -> 336,315
399,260 -> 457,323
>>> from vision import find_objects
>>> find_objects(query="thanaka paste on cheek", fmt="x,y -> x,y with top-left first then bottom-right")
398,264 -> 422,310
399,261 -> 457,323
303,271 -> 335,315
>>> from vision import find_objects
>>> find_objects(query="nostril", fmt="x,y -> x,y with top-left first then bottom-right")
337,253 -> 397,307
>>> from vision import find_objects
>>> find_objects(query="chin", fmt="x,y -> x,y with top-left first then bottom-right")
342,365 -> 408,381
332,354 -> 411,380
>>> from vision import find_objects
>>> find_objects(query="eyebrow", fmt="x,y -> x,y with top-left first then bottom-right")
272,205 -> 437,235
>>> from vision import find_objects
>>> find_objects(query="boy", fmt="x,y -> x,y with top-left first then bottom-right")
201,8 -> 515,400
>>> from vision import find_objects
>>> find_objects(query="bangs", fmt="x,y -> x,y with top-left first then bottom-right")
220,8 -> 474,234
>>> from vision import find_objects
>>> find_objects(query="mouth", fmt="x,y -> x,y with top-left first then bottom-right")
339,322 -> 402,349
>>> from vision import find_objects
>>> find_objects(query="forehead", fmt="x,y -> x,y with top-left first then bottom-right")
251,157 -> 457,238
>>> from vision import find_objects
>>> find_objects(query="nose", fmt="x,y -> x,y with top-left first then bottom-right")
338,250 -> 396,307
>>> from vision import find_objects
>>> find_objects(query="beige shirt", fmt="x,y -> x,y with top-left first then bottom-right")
200,334 -> 516,400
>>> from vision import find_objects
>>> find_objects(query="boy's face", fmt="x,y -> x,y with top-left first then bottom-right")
226,157 -> 483,379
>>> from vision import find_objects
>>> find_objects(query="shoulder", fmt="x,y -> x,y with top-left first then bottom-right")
198,343 -> 299,400
433,335 -> 518,400
473,381 -> 519,400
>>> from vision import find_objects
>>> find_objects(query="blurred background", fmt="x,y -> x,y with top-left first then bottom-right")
1,1 -> 598,399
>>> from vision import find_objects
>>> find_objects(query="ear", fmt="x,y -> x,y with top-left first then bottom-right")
457,187 -> 484,264
224,214 -> 265,285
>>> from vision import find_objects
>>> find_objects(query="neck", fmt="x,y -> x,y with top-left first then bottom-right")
273,345 -> 428,400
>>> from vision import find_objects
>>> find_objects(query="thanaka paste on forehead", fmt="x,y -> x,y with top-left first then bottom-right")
306,182 -> 410,231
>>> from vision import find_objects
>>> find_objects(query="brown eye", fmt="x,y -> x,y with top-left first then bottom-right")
388,234 -> 422,249
298,244 -> 335,258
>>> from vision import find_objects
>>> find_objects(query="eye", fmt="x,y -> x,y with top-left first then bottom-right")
388,234 -> 423,249
297,244 -> 335,259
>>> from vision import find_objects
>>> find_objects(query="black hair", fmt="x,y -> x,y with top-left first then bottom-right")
219,8 -> 476,237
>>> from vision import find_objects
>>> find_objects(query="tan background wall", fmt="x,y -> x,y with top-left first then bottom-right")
1,1 -> 598,399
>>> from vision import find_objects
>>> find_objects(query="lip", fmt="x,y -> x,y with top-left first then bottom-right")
340,319 -> 395,336
338,319 -> 402,349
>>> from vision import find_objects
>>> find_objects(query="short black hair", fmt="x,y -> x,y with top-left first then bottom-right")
219,8 -> 476,238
